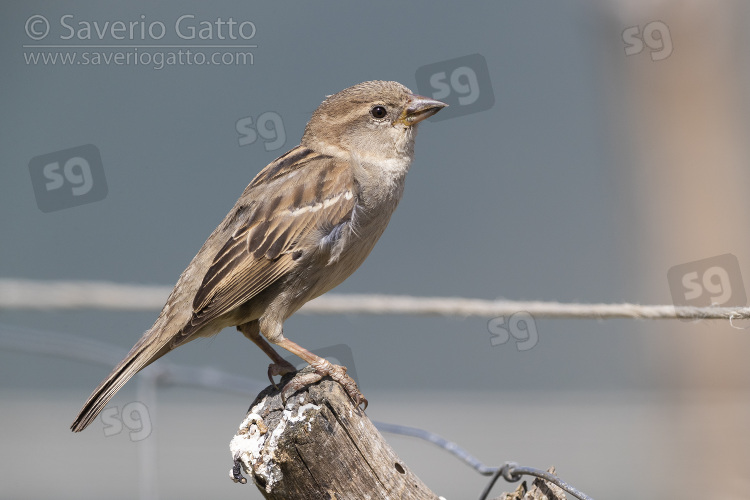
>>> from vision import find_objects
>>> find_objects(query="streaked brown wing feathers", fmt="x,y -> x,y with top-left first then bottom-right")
249,146 -> 318,188
188,151 -> 356,332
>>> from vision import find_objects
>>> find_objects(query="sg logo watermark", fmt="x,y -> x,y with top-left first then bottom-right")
622,21 -> 673,61
236,111 -> 286,151
487,312 -> 538,351
668,254 -> 746,320
283,344 -> 359,384
100,401 -> 152,442
28,144 -> 107,212
415,53 -> 495,121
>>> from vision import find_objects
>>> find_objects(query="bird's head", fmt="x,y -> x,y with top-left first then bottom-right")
302,80 -> 447,161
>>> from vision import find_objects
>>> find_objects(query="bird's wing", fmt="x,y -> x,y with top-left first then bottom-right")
183,146 -> 356,338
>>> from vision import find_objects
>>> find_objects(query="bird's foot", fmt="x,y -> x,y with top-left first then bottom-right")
267,359 -> 297,389
281,358 -> 367,410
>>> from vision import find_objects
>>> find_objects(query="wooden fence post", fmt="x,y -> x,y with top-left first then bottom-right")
230,369 -> 441,499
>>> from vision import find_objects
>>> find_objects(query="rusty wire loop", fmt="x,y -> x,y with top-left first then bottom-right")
478,462 -> 595,500
375,422 -> 594,500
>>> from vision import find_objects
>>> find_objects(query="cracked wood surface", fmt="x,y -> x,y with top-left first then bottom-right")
230,368 -> 440,499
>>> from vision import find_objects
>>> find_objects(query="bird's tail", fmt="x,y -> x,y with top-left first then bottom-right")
70,332 -> 172,432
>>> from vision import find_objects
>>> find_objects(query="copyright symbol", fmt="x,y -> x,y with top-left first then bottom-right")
25,15 -> 50,40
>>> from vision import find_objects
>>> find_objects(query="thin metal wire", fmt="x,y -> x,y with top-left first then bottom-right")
478,462 -> 594,500
0,324 -> 268,395
373,421 -> 498,475
376,422 -> 595,500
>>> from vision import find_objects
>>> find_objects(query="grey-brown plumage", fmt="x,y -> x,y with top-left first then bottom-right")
71,81 -> 446,432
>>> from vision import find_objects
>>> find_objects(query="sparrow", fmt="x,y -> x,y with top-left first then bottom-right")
71,80 -> 446,432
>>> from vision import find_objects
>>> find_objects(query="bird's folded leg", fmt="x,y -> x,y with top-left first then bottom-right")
275,338 -> 367,410
237,321 -> 297,388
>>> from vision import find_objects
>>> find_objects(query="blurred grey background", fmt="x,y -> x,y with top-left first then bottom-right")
3,1 -> 750,499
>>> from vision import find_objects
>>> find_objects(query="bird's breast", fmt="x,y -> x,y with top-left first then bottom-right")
293,193 -> 399,303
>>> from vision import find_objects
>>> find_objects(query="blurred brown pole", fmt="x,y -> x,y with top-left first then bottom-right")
611,2 -> 750,495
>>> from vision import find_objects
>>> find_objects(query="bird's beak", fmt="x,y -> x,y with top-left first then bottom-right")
396,95 -> 448,126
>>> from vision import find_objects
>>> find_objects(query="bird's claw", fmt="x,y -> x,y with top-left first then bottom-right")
281,359 -> 367,410
267,359 -> 297,389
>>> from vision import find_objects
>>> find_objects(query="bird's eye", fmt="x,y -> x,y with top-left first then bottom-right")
370,105 -> 387,119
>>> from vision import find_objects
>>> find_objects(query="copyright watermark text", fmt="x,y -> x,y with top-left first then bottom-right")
23,14 -> 257,70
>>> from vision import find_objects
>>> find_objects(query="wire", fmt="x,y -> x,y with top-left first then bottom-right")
373,421 -> 497,475
376,422 -> 595,500
478,462 -> 594,500
1,278 -> 747,320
